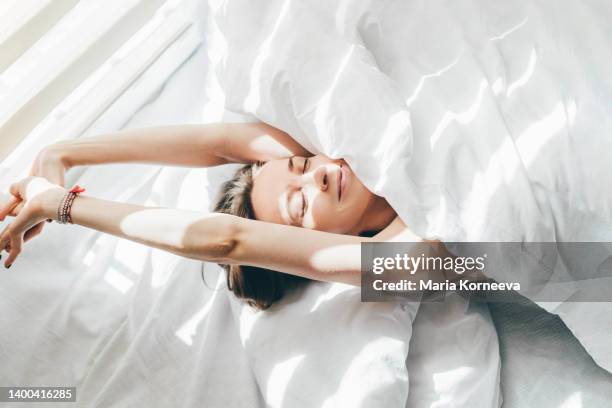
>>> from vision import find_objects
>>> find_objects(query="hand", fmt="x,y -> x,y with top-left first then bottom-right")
0,177 -> 65,268
21,145 -> 71,242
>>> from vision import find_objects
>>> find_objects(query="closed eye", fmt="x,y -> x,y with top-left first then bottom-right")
303,158 -> 309,174
301,190 -> 308,218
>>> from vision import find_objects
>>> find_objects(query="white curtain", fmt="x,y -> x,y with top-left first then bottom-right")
0,0 -> 204,186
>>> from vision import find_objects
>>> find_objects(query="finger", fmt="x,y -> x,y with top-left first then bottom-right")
7,208 -> 38,241
4,235 -> 22,268
8,201 -> 25,217
9,181 -> 24,198
0,195 -> 20,221
0,225 -> 9,253
24,222 -> 44,243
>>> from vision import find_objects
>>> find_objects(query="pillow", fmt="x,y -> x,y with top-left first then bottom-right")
227,280 -> 419,408
209,0 -> 414,206
407,294 -> 502,408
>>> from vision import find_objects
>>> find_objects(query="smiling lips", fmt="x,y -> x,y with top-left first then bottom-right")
338,164 -> 343,201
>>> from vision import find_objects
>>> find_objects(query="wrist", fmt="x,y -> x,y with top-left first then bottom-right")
39,187 -> 67,220
46,142 -> 74,170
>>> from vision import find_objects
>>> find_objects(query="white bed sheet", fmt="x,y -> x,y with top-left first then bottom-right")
209,0 -> 612,375
0,24 -> 503,408
0,45 -> 264,408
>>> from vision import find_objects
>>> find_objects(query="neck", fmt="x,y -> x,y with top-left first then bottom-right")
354,196 -> 397,235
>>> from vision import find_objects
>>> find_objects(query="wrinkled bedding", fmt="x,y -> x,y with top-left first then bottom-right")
209,0 -> 612,374
1,1 -> 611,406
0,35 -> 501,408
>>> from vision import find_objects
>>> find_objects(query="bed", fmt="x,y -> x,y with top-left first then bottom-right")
1,1 -> 611,407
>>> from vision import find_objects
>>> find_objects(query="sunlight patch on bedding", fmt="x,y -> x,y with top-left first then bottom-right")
114,167 -> 163,203
201,71 -> 226,122
56,0 -> 182,113
334,0 -> 352,34
177,168 -> 210,210
465,136 -> 521,234
405,56 -> 461,107
114,239 -> 150,275
239,303 -> 263,346
174,287 -> 218,346
244,0 -> 291,112
144,167 -> 175,207
490,17 -> 529,42
314,44 -> 356,152
374,110 -> 412,191
322,337 -> 408,408
266,354 -> 305,408
559,391 -> 582,408
82,234 -> 113,267
506,48 -> 536,97
516,102 -> 566,166
150,249 -> 180,288
465,103 -> 567,228
202,13 -> 227,121
430,79 -> 488,149
433,366 -> 474,402
492,78 -> 504,95
309,283 -> 353,312
103,266 -> 134,294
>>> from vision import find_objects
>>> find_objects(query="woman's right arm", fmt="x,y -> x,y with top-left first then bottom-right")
24,122 -> 311,242
42,122 -> 311,170
1,178 -> 445,286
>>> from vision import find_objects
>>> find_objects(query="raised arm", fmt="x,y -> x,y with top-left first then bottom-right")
44,122 -> 311,169
22,122 -> 311,242
66,195 -> 369,285
0,178 -> 368,284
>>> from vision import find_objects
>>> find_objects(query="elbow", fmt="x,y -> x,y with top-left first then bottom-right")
192,213 -> 242,264
207,237 -> 239,264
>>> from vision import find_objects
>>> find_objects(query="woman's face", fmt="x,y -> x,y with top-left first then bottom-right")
250,155 -> 377,234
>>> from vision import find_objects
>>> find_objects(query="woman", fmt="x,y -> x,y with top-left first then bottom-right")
0,122 -> 426,309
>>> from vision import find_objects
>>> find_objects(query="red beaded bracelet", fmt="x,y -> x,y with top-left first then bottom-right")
56,185 -> 86,224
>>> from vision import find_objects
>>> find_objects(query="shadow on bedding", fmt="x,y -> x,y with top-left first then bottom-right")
485,292 -> 612,408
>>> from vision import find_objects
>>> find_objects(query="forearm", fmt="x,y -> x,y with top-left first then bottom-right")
51,124 -> 229,169
41,190 -> 236,262
229,216 -> 435,286
49,122 -> 311,170
40,188 -> 368,285
230,219 -> 370,286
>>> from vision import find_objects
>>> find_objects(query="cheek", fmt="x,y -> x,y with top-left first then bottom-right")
349,184 -> 374,211
305,197 -> 354,233
304,197 -> 328,230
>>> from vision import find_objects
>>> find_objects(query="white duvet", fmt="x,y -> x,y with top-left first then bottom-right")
0,29 -> 501,408
208,0 -> 612,373
1,0 -> 611,406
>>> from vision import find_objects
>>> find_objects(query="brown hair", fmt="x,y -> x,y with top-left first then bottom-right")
212,162 -> 309,310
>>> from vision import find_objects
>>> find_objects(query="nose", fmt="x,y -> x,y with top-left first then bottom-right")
299,165 -> 328,192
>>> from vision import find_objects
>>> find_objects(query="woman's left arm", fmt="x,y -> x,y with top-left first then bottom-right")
0,178 -> 370,284
1,178 -> 436,285
64,193 -> 374,285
